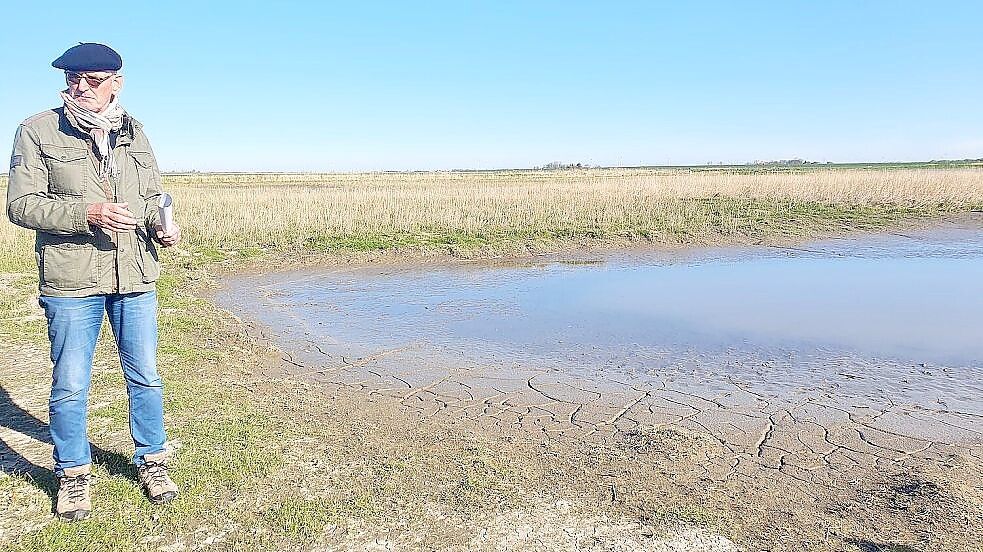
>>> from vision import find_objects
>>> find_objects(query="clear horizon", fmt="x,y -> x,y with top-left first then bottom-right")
3,1 -> 981,172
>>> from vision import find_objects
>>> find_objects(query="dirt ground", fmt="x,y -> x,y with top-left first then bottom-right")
230,340 -> 982,551
7,309 -> 980,550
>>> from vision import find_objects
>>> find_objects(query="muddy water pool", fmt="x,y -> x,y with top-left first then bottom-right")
218,219 -> 983,459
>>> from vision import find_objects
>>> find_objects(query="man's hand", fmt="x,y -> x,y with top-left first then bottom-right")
86,202 -> 137,232
155,223 -> 182,247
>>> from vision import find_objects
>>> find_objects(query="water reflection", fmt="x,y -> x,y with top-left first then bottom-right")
221,221 -> 983,370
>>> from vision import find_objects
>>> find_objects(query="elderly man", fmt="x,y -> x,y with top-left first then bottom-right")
6,43 -> 182,521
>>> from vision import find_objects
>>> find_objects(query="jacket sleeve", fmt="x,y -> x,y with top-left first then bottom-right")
6,125 -> 92,235
141,147 -> 163,234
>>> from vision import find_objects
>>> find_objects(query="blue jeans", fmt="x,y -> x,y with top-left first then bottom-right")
38,291 -> 166,475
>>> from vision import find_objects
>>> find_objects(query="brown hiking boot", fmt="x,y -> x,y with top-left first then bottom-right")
138,451 -> 178,504
56,464 -> 92,521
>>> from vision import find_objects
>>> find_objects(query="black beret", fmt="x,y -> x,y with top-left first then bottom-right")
52,43 -> 122,72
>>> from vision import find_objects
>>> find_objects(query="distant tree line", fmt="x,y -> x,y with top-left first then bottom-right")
747,158 -> 983,166
748,159 -> 824,166
928,158 -> 983,163
537,162 -> 593,170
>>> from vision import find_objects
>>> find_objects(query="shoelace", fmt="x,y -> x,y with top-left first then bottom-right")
60,474 -> 89,503
141,461 -> 170,489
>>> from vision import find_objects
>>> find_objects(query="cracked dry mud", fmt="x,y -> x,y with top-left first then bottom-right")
245,330 -> 983,491
227,338 -> 983,549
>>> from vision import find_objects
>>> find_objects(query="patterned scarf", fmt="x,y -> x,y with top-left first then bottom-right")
60,91 -> 125,180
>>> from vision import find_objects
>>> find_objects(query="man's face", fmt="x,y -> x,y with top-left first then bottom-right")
65,71 -> 124,112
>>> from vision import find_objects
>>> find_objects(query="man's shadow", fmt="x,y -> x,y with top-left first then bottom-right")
0,385 -> 138,502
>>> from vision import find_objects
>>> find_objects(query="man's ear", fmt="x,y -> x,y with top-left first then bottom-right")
112,75 -> 125,95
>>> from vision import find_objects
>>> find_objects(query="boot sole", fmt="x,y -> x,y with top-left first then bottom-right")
146,490 -> 178,505
57,509 -> 90,522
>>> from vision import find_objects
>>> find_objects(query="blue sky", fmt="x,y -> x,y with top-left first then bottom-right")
2,1 -> 981,171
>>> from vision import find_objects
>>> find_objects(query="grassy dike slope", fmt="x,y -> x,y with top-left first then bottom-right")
1,167 -> 981,551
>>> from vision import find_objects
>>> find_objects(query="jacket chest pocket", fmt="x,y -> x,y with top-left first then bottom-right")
40,143 -> 89,196
129,151 -> 155,196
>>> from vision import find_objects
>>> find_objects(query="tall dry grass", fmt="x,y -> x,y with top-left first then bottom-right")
2,167 -> 982,266
169,167 -> 983,249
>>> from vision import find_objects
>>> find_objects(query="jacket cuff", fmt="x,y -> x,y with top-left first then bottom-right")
146,209 -> 161,231
74,203 -> 94,236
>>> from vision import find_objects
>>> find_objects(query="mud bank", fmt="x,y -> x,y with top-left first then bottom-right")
217,217 -> 983,550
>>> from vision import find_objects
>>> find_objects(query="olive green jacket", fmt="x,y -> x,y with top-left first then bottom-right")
6,107 -> 163,297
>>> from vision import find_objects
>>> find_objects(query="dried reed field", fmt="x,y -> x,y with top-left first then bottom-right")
2,167 -> 983,265
158,167 -> 983,249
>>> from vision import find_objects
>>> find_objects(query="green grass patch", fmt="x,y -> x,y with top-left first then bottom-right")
270,199 -> 955,258
262,494 -> 376,539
